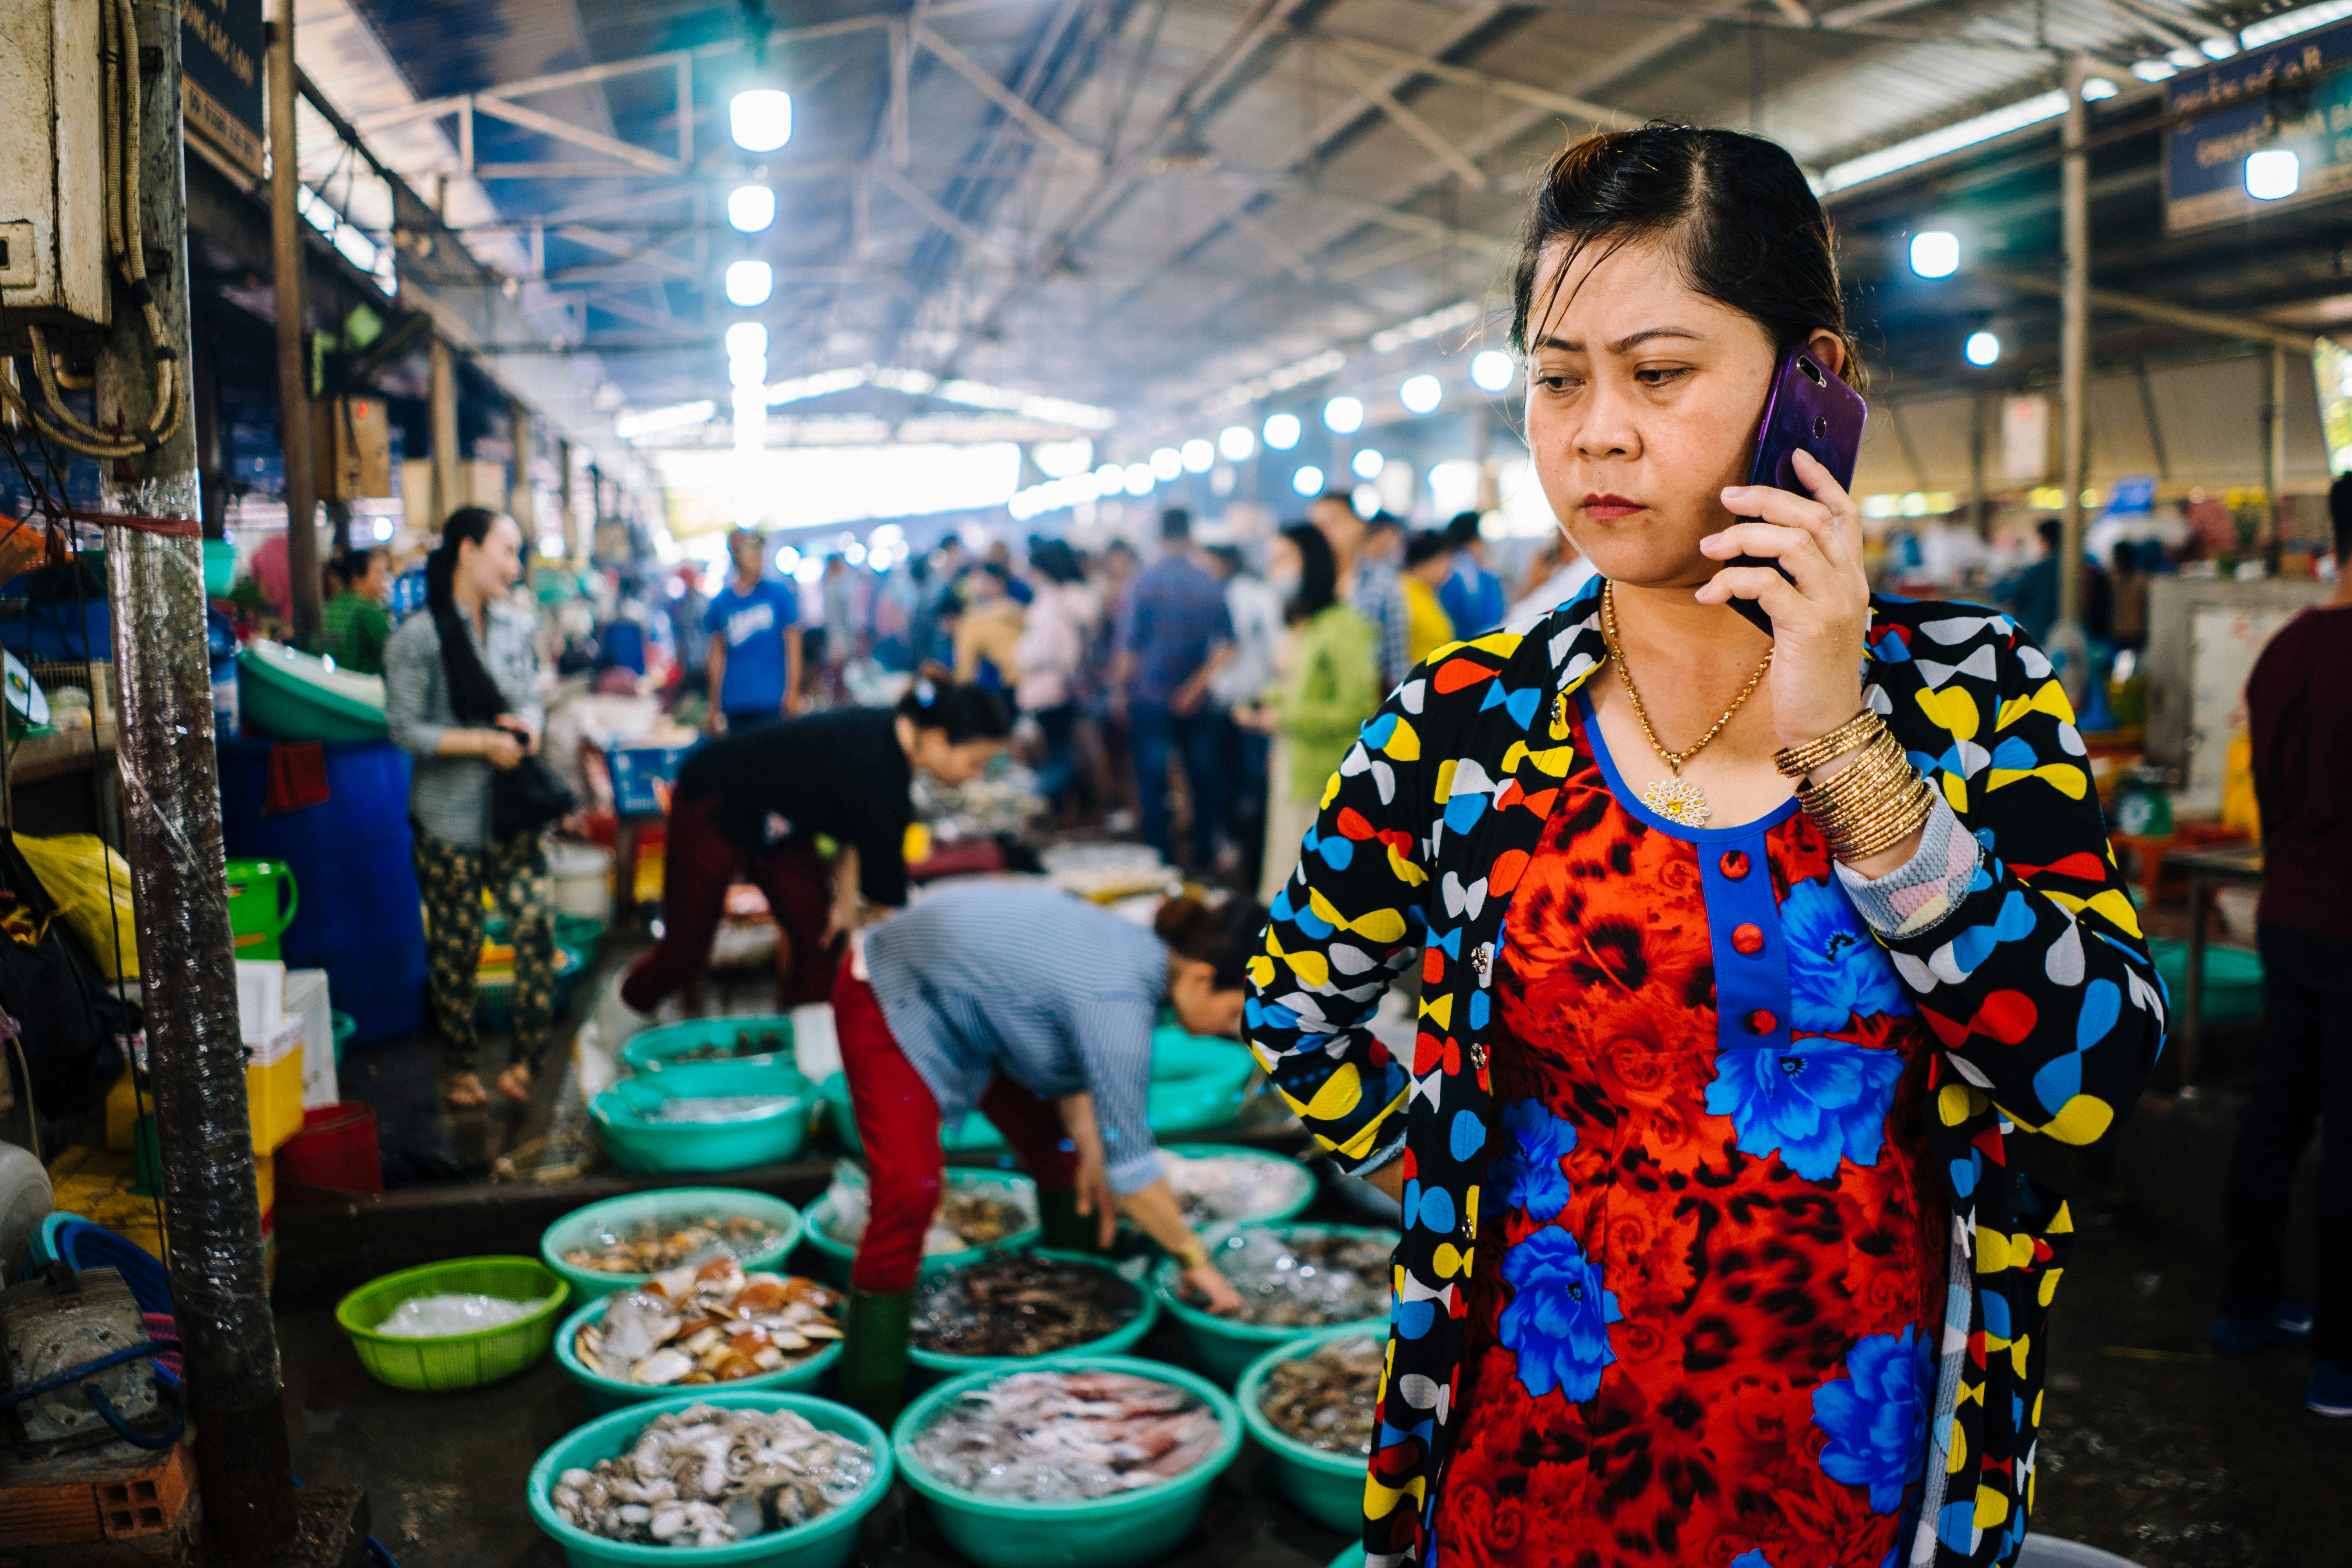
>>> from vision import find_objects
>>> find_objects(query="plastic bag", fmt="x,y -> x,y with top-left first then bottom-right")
11,833 -> 138,979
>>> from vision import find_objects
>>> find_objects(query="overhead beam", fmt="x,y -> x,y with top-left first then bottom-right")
913,22 -> 1102,169
876,167 -> 1012,262
1978,265 -> 2330,355
1312,33 -> 1645,128
470,94 -> 681,175
1322,47 -> 1490,188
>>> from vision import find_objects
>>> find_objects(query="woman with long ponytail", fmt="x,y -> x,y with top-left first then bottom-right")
383,507 -> 559,1108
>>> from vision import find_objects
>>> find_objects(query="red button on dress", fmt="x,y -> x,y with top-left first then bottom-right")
1731,922 -> 1764,955
1746,1008 -> 1778,1035
1719,850 -> 1749,879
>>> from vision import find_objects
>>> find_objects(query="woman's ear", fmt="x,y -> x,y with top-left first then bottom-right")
1806,328 -> 1847,381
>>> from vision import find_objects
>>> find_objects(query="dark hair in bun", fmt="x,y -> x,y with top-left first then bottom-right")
1154,893 -> 1269,992
895,662 -> 1013,744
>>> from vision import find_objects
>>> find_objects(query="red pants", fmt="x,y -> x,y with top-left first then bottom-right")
832,956 -> 1076,1293
619,792 -> 838,1014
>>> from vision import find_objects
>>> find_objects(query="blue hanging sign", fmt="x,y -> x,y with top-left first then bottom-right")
2163,15 -> 2352,230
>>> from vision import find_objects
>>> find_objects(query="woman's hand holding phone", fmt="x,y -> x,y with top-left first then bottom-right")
1697,448 -> 1873,755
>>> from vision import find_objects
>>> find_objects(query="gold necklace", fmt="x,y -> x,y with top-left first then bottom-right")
1599,581 -> 1773,828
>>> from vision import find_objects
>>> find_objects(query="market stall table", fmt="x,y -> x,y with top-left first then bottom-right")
2168,841 -> 2264,1096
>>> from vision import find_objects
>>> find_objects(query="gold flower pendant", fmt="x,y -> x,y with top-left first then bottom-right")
1640,774 -> 1710,828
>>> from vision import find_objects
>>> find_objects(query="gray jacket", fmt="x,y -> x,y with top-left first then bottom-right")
383,599 -> 546,848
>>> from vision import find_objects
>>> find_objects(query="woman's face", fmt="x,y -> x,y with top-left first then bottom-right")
917,734 -> 1005,786
1267,535 -> 1302,595
1522,232 -> 1841,592
461,517 -> 524,602
1169,961 -> 1247,1038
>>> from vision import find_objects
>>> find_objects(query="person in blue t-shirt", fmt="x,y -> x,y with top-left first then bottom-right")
704,528 -> 802,733
1436,510 -> 1507,638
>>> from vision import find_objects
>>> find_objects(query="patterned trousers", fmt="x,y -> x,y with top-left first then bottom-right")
413,826 -> 555,1074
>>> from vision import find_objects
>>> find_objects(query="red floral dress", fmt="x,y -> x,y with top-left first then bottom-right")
1433,693 -> 1947,1568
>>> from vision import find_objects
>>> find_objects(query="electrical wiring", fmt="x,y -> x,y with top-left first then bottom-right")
16,0 -> 181,460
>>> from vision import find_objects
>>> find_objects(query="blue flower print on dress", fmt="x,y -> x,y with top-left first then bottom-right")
1728,1554 -> 1777,1568
1498,1225 -> 1621,1401
1704,1036 -> 1907,1181
1782,875 -> 1915,1033
1486,1098 -> 1577,1221
1811,1324 -> 1931,1515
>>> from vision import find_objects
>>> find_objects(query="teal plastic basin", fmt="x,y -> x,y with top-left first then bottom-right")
817,1073 -> 1006,1154
591,1062 -> 811,1174
797,1170 -> 1039,1287
527,1390 -> 891,1568
552,1292 -> 842,1412
1160,1143 -> 1317,1230
1152,1223 -> 1396,1385
541,1189 -> 805,1302
893,1355 -> 1243,1568
1234,1326 -> 1381,1530
907,1250 -> 1158,1376
2148,936 -> 2264,1025
624,1015 -> 798,1074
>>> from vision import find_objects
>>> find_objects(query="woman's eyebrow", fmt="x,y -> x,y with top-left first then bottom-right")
1534,327 -> 1703,354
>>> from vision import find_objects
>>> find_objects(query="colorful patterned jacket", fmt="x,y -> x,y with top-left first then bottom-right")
1244,578 -> 2166,1568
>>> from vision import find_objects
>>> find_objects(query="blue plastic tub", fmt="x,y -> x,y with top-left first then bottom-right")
590,1062 -> 811,1174
528,1390 -> 892,1568
607,740 -> 697,817
218,738 -> 425,1045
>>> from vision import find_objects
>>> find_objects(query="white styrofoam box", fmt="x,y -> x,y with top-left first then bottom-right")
235,960 -> 286,1044
789,1002 -> 840,1084
0,0 -> 108,325
284,970 -> 337,1109
249,1017 -> 303,1069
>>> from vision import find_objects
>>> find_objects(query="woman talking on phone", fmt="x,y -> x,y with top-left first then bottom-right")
1245,125 -> 2164,1568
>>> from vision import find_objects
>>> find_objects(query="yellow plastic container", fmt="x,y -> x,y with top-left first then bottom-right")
105,1067 -> 139,1152
248,1046 -> 305,1152
46,1147 -> 168,1262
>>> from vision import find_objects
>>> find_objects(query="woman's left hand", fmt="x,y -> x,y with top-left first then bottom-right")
1697,447 -> 1873,753
493,713 -> 542,756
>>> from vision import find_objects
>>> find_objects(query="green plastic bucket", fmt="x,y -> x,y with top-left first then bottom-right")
1234,1325 -> 1381,1530
224,857 -> 298,960
907,1250 -> 1158,1376
552,1291 -> 842,1412
590,1062 -> 811,1174
1160,1143 -> 1317,1231
527,1390 -> 892,1568
892,1354 -> 1243,1568
797,1169 -> 1040,1287
541,1189 -> 805,1302
624,1015 -> 798,1074
1153,1224 -> 1396,1385
334,1256 -> 568,1391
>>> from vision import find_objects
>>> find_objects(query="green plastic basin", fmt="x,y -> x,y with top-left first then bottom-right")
552,1292 -> 842,1413
237,639 -> 389,742
1234,1325 -> 1381,1531
1160,1143 -> 1317,1230
527,1390 -> 892,1568
541,1189 -> 805,1302
892,1354 -> 1243,1568
624,1015 -> 798,1074
797,1169 -> 1039,1287
907,1250 -> 1158,1376
334,1256 -> 568,1391
2147,936 -> 2264,1025
591,1062 -> 811,1174
1153,1224 -> 1396,1385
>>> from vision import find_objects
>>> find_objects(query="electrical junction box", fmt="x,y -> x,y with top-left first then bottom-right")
0,0 -> 110,330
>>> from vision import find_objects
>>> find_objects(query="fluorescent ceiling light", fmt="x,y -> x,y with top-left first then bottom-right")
1823,90 -> 2068,193
1263,413 -> 1301,450
728,185 -> 776,233
615,400 -> 716,440
725,260 -> 774,307
731,89 -> 793,152
1291,465 -> 1325,496
725,322 -> 768,359
1470,351 -> 1516,393
1323,396 -> 1364,434
1352,449 -> 1384,480
1181,439 -> 1214,473
2242,0 -> 2352,45
1399,374 -> 1443,414
1150,446 -> 1183,481
1218,426 -> 1255,461
2245,149 -> 2299,200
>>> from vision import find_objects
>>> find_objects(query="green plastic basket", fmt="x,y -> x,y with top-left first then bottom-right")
907,1250 -> 1158,1376
1234,1325 -> 1381,1530
541,1189 -> 805,1303
893,1354 -> 1243,1568
590,1062 -> 811,1174
552,1292 -> 843,1412
528,1390 -> 893,1568
334,1256 -> 569,1391
624,1015 -> 798,1075
1152,1223 -> 1396,1385
797,1169 -> 1040,1286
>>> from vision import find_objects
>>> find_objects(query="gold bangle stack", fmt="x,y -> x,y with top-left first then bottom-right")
1784,712 -> 1936,862
1171,1238 -> 1211,1272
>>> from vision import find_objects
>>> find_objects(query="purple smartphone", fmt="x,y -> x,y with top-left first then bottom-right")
1726,348 -> 1868,635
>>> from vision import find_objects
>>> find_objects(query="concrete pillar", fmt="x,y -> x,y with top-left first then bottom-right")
270,0 -> 319,644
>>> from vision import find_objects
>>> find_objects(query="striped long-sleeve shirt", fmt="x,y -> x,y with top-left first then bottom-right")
862,883 -> 1170,1192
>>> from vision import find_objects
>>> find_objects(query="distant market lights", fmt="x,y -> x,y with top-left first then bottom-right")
731,89 -> 793,152
1965,331 -> 2001,367
728,185 -> 776,233
1909,231 -> 1960,279
724,260 -> 774,307
2245,149 -> 2299,200
1470,351 -> 1516,393
1323,396 -> 1364,434
1399,374 -> 1443,414
1219,426 -> 1254,461
1181,439 -> 1214,473
1263,413 -> 1302,450
1292,465 -> 1325,496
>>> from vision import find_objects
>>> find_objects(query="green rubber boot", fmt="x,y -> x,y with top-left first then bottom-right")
837,1287 -> 913,1424
1036,1187 -> 1104,1254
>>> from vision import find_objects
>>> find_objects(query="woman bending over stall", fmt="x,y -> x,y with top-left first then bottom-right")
614,674 -> 1011,1018
833,884 -> 1261,1418
1245,125 -> 2164,1568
